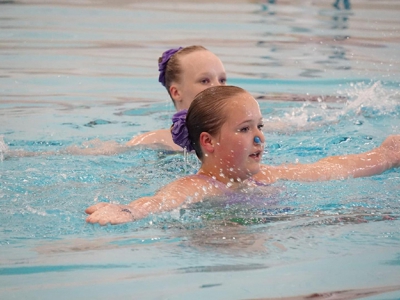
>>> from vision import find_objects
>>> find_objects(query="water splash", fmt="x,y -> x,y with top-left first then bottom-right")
0,135 -> 9,162
342,81 -> 400,118
263,81 -> 399,133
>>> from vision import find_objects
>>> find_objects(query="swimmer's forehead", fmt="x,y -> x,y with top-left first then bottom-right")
227,92 -> 260,109
181,49 -> 217,61
180,50 -> 225,73
224,92 -> 262,122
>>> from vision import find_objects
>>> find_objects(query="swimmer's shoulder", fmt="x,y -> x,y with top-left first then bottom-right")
157,174 -> 225,204
126,129 -> 182,151
176,174 -> 226,189
168,174 -> 226,194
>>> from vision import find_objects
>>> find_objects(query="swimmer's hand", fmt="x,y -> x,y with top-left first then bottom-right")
85,203 -> 146,225
380,135 -> 400,168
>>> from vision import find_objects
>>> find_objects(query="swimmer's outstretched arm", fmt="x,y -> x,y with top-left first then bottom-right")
256,135 -> 400,183
85,175 -> 220,225
3,139 -> 131,158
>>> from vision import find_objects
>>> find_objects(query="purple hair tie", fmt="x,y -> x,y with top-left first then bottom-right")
171,109 -> 194,151
158,47 -> 183,87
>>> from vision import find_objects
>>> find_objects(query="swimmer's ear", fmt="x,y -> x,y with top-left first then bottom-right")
169,85 -> 182,103
199,132 -> 215,154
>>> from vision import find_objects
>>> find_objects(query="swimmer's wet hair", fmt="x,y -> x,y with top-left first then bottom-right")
187,85 -> 247,159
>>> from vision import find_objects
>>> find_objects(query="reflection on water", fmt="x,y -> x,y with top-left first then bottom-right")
0,1 -> 400,299
333,0 -> 351,10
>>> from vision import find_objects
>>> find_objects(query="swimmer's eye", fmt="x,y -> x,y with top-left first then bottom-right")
200,78 -> 210,84
220,78 -> 227,85
239,124 -> 263,133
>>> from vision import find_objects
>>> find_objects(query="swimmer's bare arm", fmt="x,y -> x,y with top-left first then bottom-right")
255,135 -> 400,183
85,175 -> 220,225
4,139 -> 130,157
3,127 -> 183,158
126,129 -> 182,151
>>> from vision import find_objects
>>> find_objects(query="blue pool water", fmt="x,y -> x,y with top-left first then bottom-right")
1,1 -> 400,299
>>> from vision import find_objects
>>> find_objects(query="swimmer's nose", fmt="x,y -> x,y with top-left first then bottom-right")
254,136 -> 262,144
254,135 -> 266,146
211,78 -> 224,87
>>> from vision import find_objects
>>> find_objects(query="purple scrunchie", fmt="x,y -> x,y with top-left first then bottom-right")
171,109 -> 194,151
158,47 -> 183,87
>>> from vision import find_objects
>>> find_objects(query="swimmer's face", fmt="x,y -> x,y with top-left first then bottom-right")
172,50 -> 226,111
213,92 -> 265,181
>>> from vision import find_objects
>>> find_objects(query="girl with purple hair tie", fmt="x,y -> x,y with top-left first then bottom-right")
126,45 -> 227,151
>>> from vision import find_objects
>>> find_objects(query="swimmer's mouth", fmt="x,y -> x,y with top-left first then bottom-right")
250,151 -> 262,159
